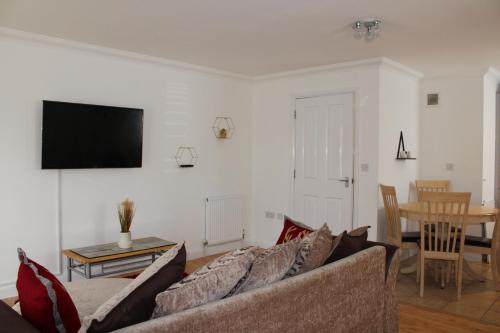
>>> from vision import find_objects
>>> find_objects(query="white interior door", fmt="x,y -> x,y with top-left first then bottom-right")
294,93 -> 354,233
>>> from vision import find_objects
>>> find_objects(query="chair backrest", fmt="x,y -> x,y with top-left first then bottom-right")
416,180 -> 450,195
380,184 -> 402,247
417,191 -> 470,257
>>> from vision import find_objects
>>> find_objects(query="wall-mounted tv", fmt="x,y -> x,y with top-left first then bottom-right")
42,100 -> 143,169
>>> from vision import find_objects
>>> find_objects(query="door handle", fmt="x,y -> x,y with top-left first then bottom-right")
337,177 -> 350,188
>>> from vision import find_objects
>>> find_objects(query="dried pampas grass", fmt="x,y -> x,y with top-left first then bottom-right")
118,198 -> 135,232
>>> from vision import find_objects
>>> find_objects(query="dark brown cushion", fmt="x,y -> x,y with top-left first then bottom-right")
0,300 -> 39,333
465,236 -> 492,248
401,231 -> 420,243
81,243 -> 186,333
323,226 -> 370,265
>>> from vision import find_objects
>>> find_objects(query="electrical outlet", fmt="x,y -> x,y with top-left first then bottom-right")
276,213 -> 284,220
265,211 -> 275,219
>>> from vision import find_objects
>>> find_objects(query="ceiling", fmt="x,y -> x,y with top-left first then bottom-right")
1,0 -> 499,77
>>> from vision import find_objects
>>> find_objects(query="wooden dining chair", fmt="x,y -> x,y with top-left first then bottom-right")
464,221 -> 500,290
416,180 -> 450,199
416,180 -> 452,280
380,184 -> 420,250
417,191 -> 471,300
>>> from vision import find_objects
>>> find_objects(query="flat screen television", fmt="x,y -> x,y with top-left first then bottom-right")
42,100 -> 143,169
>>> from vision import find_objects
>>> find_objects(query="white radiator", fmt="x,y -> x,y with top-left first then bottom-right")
204,195 -> 244,246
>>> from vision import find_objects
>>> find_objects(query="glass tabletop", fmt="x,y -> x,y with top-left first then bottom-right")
71,237 -> 176,259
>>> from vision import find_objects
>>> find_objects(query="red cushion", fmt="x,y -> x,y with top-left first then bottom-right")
276,216 -> 314,244
16,248 -> 81,333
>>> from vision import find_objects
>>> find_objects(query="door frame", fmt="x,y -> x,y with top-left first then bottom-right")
289,88 -> 359,230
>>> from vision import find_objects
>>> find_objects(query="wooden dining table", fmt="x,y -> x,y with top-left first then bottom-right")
399,202 -> 499,288
399,202 -> 498,225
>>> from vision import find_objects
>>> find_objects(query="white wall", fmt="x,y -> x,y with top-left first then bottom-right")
378,64 -> 420,237
419,74 -> 484,204
419,69 -> 500,241
483,69 -> 500,207
483,69 -> 500,238
249,63 -> 380,247
248,59 -> 420,247
0,34 -> 252,298
496,91 -> 500,206
0,32 -> 425,298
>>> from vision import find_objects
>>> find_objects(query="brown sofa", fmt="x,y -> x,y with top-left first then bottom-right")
4,243 -> 400,333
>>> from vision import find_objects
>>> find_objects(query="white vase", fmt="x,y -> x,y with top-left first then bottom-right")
118,232 -> 132,249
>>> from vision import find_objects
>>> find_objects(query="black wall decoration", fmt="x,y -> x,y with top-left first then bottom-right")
396,131 -> 416,160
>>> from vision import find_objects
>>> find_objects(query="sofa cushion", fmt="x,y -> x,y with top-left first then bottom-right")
276,216 -> 314,244
17,248 -> 81,333
68,278 -> 133,320
12,278 -> 132,321
285,223 -> 334,278
229,239 -> 300,295
324,226 -> 370,264
152,246 -> 258,318
81,242 -> 186,333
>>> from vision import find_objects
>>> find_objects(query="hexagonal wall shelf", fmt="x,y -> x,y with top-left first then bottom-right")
212,117 -> 235,139
175,147 -> 198,168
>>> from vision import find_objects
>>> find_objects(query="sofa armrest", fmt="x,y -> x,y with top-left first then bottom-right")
0,301 -> 40,333
383,247 -> 401,333
364,241 -> 401,333
364,241 -> 399,280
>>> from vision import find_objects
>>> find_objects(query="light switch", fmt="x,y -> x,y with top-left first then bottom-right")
276,213 -> 284,220
361,163 -> 369,172
445,163 -> 454,171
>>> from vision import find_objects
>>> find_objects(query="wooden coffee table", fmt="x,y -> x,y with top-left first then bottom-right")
62,237 -> 176,281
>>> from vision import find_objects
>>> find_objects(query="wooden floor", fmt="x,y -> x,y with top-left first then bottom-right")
2,296 -> 16,307
400,303 -> 500,333
397,259 -> 500,328
185,252 -> 226,274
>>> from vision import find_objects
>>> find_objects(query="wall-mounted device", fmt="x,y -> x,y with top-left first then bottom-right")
426,93 -> 440,107
42,100 -> 144,169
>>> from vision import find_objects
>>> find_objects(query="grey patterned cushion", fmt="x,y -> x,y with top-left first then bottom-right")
285,223 -> 333,277
349,225 -> 370,237
152,246 -> 258,318
328,231 -> 345,256
229,239 -> 300,295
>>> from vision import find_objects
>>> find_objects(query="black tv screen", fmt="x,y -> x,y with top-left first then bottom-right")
42,101 -> 143,169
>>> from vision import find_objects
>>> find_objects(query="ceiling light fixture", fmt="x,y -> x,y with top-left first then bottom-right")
352,19 -> 382,41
